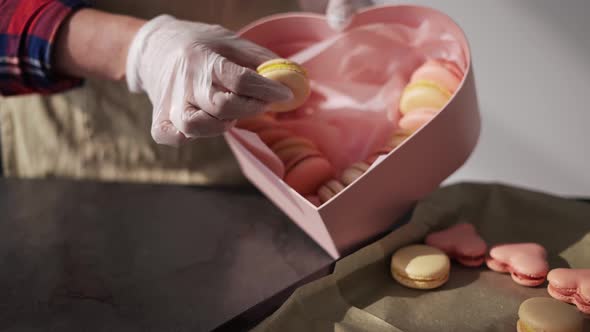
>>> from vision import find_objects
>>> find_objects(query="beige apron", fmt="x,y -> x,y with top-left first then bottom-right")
0,0 -> 299,185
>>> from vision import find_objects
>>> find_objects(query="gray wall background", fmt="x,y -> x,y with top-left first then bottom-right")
376,0 -> 590,197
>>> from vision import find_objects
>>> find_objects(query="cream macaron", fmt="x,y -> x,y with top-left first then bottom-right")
399,59 -> 463,115
399,80 -> 452,115
318,179 -> 346,204
517,297 -> 583,332
341,162 -> 370,186
390,244 -> 450,290
410,59 -> 463,94
257,59 -> 311,112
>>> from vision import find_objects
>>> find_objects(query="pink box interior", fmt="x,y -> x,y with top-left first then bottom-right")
225,5 -> 481,258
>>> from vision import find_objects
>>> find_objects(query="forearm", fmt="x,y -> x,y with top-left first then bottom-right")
53,9 -> 145,81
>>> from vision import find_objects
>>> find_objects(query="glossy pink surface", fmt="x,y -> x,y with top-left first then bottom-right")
425,223 -> 487,266
547,268 -> 590,314
486,243 -> 549,286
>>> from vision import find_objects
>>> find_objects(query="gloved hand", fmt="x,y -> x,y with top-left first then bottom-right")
326,0 -> 375,30
126,15 -> 293,146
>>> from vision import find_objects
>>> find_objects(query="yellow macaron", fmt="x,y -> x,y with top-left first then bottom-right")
390,244 -> 450,290
399,80 -> 451,115
257,59 -> 311,112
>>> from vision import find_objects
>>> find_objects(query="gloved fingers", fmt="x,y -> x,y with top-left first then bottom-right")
212,56 -> 293,103
170,103 -> 233,138
217,38 -> 279,69
326,0 -> 373,30
196,84 -> 267,120
151,119 -> 191,147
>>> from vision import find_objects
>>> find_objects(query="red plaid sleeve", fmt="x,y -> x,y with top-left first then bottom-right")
0,0 -> 90,96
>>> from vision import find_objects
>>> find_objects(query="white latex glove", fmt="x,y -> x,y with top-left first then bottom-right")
126,15 -> 293,146
326,0 -> 376,30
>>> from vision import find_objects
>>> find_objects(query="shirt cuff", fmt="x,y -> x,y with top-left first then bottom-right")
22,0 -> 91,94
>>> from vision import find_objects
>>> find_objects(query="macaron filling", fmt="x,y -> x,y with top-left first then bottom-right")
285,153 -> 323,173
392,269 -> 449,290
573,293 -> 590,308
454,253 -> 485,264
511,271 -> 546,282
440,60 -> 464,80
486,258 -> 510,272
257,62 -> 307,77
548,284 -> 577,297
399,79 -> 453,115
392,269 -> 448,283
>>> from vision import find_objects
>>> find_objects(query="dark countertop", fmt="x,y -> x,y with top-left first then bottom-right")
0,179 -> 333,332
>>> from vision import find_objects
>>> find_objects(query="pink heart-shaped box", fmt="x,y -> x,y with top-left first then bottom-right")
225,5 -> 481,258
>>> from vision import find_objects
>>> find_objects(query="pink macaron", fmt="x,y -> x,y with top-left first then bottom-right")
271,136 -> 334,195
547,268 -> 590,315
285,156 -> 334,195
486,243 -> 549,287
398,108 -> 438,133
425,223 -> 487,267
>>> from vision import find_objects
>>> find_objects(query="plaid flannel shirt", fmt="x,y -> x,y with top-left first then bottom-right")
0,0 -> 89,96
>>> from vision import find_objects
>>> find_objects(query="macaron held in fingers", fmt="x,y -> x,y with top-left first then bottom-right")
257,59 -> 311,112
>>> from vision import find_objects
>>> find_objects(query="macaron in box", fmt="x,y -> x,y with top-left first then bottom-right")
224,5 -> 480,258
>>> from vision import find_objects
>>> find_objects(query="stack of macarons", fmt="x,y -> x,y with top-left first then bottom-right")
236,114 -> 334,195
369,59 -> 463,158
270,136 -> 334,195
317,180 -> 345,205
361,59 -> 464,169
312,61 -> 464,205
236,111 -> 365,203
398,59 -> 463,132
316,161 -> 371,204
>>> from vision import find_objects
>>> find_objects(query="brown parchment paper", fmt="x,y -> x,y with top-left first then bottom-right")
254,183 -> 590,332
